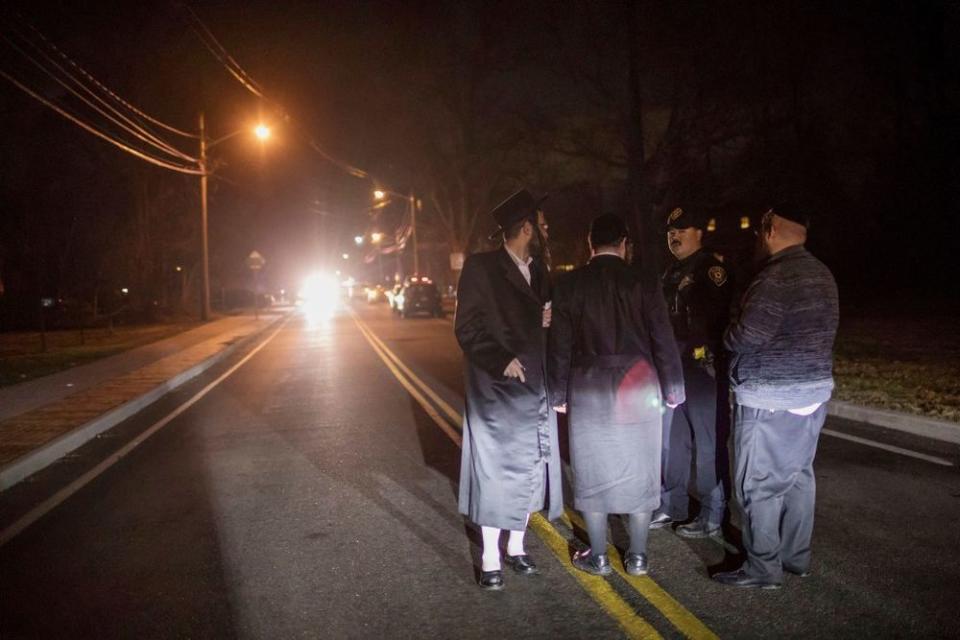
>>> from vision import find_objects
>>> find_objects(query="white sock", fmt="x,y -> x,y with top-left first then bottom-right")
481,526 -> 502,571
507,514 -> 530,556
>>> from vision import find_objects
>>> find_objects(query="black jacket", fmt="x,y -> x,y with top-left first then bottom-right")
548,254 -> 685,409
454,247 -> 563,529
662,248 -> 732,365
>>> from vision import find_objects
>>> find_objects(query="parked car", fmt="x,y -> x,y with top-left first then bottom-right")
397,278 -> 443,318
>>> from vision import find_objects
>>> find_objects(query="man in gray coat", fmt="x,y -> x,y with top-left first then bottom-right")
549,214 -> 684,576
455,189 -> 561,590
714,202 -> 839,590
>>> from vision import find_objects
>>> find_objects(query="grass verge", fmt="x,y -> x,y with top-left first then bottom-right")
833,314 -> 960,423
0,322 -> 200,387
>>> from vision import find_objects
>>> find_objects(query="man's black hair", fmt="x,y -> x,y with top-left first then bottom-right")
589,213 -> 629,248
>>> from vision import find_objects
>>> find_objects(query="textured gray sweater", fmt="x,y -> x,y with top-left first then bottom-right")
724,245 -> 839,410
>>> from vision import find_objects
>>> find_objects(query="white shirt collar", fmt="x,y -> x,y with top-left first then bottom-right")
504,245 -> 533,267
591,250 -> 623,260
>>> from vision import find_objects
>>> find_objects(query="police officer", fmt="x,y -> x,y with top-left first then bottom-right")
651,206 -> 732,538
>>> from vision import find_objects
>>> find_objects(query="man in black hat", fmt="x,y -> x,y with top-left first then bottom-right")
652,207 -> 732,538
455,189 -> 561,590
713,203 -> 838,590
549,213 -> 684,576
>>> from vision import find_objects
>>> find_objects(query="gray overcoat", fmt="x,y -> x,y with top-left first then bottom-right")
455,248 -> 563,531
549,255 -> 685,514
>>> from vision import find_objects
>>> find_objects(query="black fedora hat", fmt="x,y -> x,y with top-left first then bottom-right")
488,189 -> 548,240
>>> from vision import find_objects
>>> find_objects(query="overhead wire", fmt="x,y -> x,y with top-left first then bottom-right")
15,13 -> 199,139
174,1 -> 372,180
1,32 -> 198,163
0,67 -> 204,175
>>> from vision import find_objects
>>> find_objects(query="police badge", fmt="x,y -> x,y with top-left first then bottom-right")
708,266 -> 727,287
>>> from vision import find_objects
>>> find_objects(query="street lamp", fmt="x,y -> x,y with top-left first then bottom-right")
197,113 -> 271,321
354,235 -> 364,246
370,231 -> 385,282
371,187 -> 420,275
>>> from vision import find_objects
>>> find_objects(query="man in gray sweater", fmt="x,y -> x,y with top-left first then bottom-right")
713,202 -> 839,590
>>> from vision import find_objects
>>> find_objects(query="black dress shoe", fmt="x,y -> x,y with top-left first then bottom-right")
675,518 -> 721,539
478,569 -> 504,590
712,569 -> 781,590
624,552 -> 648,576
572,549 -> 612,576
649,511 -> 674,530
504,554 -> 539,575
784,566 -> 812,578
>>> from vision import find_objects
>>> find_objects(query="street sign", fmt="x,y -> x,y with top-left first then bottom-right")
247,250 -> 266,271
449,252 -> 464,271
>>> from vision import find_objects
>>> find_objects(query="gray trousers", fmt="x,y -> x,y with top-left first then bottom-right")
733,404 -> 826,581
660,365 -> 727,525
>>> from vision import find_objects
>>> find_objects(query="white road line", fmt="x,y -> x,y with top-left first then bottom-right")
822,428 -> 954,467
0,318 -> 289,548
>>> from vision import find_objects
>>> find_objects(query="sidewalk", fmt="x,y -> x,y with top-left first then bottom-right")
0,310 -> 286,490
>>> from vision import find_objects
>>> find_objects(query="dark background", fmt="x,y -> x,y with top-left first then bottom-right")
2,0 -> 958,329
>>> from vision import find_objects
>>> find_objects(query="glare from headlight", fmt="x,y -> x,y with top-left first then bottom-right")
299,272 -> 341,324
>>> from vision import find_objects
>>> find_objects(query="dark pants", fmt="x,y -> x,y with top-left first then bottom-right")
659,365 -> 728,525
733,404 -> 826,581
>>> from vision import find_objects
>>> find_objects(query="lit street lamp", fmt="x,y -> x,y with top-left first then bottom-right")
354,235 -> 364,246
198,114 -> 271,321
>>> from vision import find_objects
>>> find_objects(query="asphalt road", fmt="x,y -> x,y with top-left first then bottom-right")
2,302 -> 959,639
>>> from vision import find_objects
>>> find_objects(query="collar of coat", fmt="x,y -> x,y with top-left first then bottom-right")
498,247 -> 544,304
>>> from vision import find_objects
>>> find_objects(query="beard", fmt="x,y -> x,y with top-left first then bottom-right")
530,225 -> 551,269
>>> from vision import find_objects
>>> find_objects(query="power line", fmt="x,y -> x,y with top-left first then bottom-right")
15,13 -> 199,139
176,1 -> 263,98
174,1 -> 372,180
2,32 -> 198,163
0,67 -> 204,175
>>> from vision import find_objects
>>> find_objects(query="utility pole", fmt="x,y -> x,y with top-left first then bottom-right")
410,189 -> 420,275
198,112 -> 211,321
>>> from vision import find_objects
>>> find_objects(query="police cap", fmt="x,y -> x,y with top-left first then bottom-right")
664,206 -> 706,231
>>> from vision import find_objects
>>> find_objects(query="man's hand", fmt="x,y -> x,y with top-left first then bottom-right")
553,403 -> 567,414
542,304 -> 552,328
504,358 -> 526,383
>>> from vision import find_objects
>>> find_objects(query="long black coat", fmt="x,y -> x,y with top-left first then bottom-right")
455,247 -> 563,530
549,254 -> 684,513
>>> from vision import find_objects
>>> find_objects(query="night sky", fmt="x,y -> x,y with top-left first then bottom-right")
2,1 -> 958,328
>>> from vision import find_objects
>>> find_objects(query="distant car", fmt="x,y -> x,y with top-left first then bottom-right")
398,279 -> 443,318
366,285 -> 387,304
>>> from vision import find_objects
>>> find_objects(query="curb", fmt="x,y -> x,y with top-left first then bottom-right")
0,314 -> 287,491
827,400 -> 960,445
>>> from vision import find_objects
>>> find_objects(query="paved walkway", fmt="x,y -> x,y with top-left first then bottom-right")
0,311 -> 284,477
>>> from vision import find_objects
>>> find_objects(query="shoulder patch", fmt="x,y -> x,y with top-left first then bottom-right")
708,265 -> 727,287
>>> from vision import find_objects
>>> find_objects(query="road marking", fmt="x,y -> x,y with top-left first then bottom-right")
530,512 -> 662,640
562,511 -> 720,640
0,318 -> 289,548
822,429 -> 954,467
354,315 -> 462,426
352,311 -> 719,640
352,317 -> 462,447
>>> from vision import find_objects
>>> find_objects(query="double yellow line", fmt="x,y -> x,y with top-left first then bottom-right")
351,312 -> 718,640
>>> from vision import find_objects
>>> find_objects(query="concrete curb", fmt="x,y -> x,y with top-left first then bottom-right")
827,400 -> 960,445
0,314 -> 286,491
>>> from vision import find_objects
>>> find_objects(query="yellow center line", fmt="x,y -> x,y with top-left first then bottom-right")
564,510 -> 720,640
350,309 -> 719,640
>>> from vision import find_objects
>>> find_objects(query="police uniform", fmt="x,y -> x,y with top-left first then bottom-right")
657,207 -> 732,534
